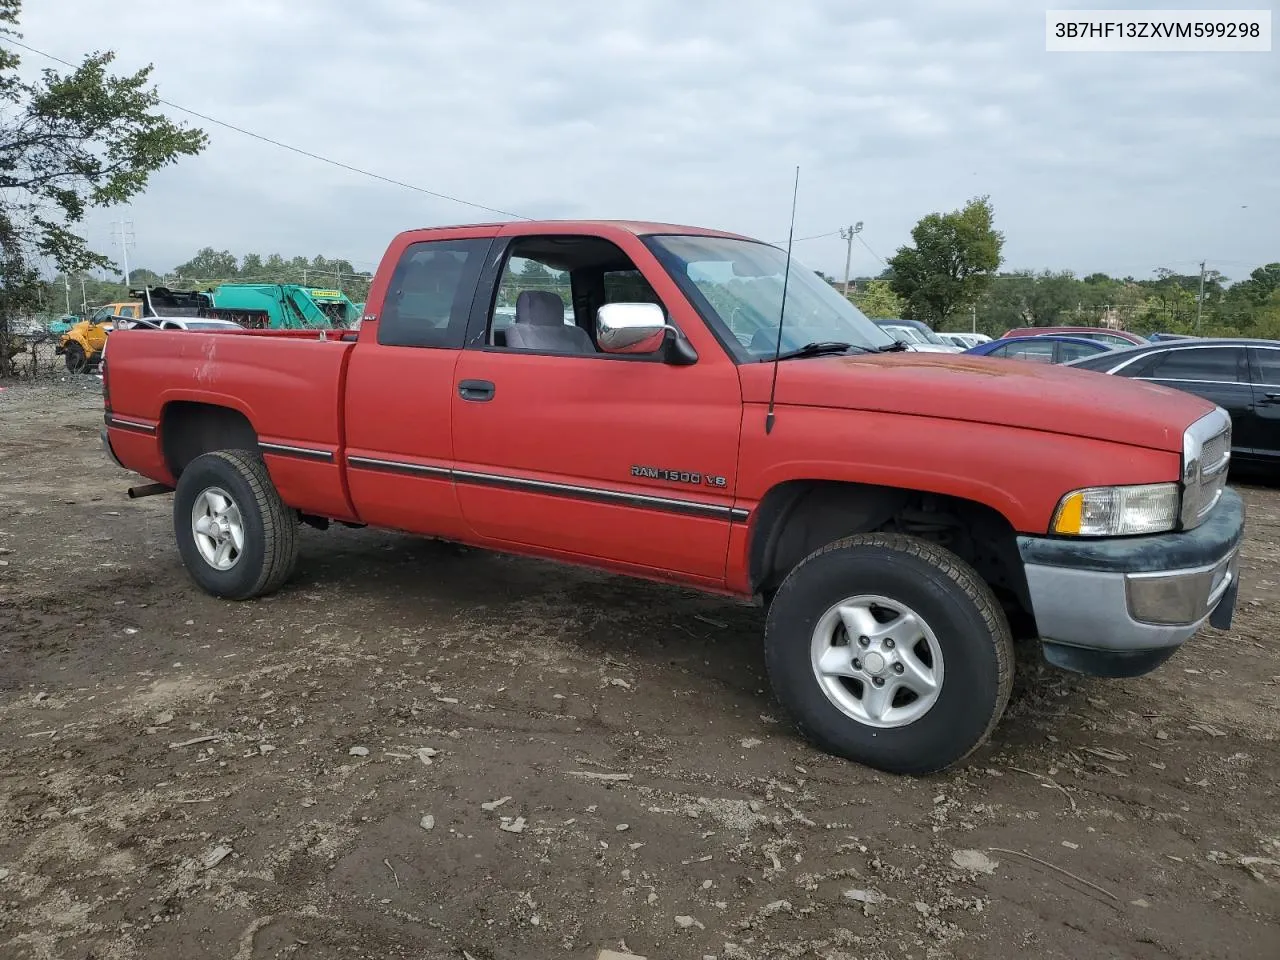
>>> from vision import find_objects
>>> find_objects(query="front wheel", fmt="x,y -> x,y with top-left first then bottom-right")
764,533 -> 1013,775
173,449 -> 299,600
64,342 -> 88,373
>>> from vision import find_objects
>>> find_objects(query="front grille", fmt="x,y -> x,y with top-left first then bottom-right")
1182,415 -> 1231,529
1201,429 -> 1230,478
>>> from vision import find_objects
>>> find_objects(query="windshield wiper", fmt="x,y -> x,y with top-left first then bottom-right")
766,341 -> 863,361
876,340 -> 910,352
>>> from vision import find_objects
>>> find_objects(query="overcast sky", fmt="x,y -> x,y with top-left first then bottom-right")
15,0 -> 1280,283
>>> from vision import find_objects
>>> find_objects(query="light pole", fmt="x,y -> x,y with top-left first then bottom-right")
839,222 -> 864,297
1195,260 -> 1206,330
111,219 -> 135,286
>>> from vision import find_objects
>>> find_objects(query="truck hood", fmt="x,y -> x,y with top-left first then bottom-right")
740,352 -> 1216,452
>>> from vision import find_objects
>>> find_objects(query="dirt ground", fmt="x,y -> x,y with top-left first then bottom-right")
1,379 -> 1278,960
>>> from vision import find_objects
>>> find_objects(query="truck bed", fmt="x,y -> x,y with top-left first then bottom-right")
104,327 -> 359,521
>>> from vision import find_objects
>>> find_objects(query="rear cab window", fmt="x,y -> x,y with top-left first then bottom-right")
377,238 -> 491,348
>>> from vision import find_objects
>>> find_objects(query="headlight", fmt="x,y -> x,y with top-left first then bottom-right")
1051,483 -> 1181,536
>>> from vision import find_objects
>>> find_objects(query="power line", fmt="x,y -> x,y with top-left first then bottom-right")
0,35 -> 532,222
771,226 -> 890,268
768,229 -> 842,244
857,234 -> 887,266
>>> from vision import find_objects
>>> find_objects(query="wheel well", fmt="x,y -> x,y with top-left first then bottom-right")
161,402 -> 259,479
749,480 -> 1034,636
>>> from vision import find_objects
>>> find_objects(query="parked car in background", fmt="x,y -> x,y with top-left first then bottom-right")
938,332 -> 991,349
965,335 -> 1117,364
1001,325 -> 1148,348
1066,337 -> 1280,470
120,317 -> 246,332
1149,332 -> 1199,342
98,317 -> 242,379
874,319 -> 965,353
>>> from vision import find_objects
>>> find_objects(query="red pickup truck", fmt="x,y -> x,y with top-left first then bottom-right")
101,219 -> 1244,775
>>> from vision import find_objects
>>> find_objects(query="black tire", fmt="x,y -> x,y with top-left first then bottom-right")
172,449 -> 299,600
764,533 -> 1014,776
64,342 -> 88,374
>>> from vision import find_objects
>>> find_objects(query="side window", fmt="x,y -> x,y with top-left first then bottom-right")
492,256 -> 573,344
1057,341 -> 1100,363
90,307 -> 113,323
484,236 -> 670,358
377,238 -> 490,349
603,270 -> 663,309
1004,340 -> 1055,363
1143,347 -> 1245,383
1252,348 -> 1280,385
119,306 -> 138,318
986,344 -> 1010,358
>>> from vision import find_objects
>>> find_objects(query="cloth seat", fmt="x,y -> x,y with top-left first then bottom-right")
505,290 -> 594,354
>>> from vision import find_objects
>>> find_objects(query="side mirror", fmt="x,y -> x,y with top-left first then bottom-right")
596,302 -> 670,354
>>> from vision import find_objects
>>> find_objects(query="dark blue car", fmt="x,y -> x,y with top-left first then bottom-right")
964,335 -> 1117,364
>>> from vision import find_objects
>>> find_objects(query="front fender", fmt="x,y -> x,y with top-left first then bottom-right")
734,405 -> 1181,536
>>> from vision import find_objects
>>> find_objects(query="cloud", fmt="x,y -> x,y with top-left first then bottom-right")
13,0 -> 1277,282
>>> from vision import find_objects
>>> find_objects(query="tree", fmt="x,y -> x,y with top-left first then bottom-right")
0,0 -> 206,360
886,196 -> 1004,326
1237,263 -> 1280,305
172,247 -> 239,281
850,278 -> 904,318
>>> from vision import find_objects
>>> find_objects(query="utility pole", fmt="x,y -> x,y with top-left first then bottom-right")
1195,260 -> 1206,330
64,276 -> 72,314
79,277 -> 87,314
838,222 -> 863,297
111,219 -> 135,286
971,303 -> 977,333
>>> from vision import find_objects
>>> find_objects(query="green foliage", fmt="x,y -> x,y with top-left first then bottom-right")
850,279 -> 903,319
960,264 -> 1280,341
165,249 -> 373,302
886,196 -> 1005,325
0,0 -> 206,358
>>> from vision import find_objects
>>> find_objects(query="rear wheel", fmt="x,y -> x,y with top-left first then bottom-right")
64,342 -> 88,374
764,533 -> 1013,775
173,449 -> 298,600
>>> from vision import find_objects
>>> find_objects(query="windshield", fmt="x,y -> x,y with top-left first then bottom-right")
902,322 -> 948,345
881,325 -> 925,344
644,235 -> 895,361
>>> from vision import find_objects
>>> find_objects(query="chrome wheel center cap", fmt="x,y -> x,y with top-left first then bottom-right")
863,651 -> 887,675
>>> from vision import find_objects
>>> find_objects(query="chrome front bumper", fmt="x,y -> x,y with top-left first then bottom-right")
1017,488 -> 1245,677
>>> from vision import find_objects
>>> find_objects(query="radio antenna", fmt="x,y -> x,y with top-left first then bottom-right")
764,165 -> 800,436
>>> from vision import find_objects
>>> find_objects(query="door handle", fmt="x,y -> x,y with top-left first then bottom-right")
1264,392 -> 1280,403
458,379 -> 495,402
